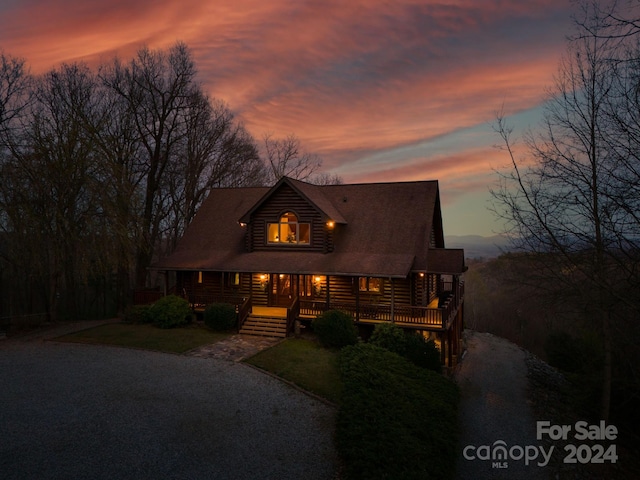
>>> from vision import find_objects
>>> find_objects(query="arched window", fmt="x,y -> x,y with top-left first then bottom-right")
268,212 -> 310,245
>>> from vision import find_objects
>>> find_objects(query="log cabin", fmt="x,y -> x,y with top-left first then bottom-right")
153,176 -> 466,365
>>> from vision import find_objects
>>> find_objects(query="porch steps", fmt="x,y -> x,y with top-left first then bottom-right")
239,314 -> 287,338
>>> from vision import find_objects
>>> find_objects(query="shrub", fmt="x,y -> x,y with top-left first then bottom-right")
148,295 -> 192,329
204,303 -> 237,331
369,322 -> 442,372
312,309 -> 358,349
337,343 -> 459,480
403,333 -> 442,373
122,304 -> 153,324
368,322 -> 407,354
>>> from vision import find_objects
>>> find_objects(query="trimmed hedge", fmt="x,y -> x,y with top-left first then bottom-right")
337,343 -> 459,480
369,322 -> 442,372
312,309 -> 358,349
204,303 -> 237,331
148,295 -> 192,329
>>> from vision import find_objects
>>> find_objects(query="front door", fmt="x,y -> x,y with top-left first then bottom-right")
271,274 -> 295,307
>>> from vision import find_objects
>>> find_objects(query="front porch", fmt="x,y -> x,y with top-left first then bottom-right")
177,286 -> 464,366
154,270 -> 465,365
177,287 -> 463,332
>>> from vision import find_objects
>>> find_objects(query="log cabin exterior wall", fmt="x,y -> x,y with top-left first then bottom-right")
247,184 -> 330,253
178,271 -> 421,310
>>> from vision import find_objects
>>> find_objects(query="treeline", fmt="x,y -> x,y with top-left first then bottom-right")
492,1 -> 640,422
0,42 -> 336,323
465,253 -> 640,441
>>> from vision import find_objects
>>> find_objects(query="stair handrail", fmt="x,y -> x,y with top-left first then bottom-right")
237,296 -> 252,331
287,296 -> 300,334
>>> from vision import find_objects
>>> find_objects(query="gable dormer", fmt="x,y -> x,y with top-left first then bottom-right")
238,177 -> 346,253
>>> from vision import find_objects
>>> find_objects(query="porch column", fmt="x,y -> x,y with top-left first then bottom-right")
422,273 -> 427,306
390,277 -> 395,322
325,275 -> 331,309
355,279 -> 360,322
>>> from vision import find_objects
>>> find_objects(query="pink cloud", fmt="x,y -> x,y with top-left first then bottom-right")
0,0 -> 575,234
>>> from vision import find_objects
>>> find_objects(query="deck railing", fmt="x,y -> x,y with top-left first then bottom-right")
183,293 -> 246,311
299,281 -> 464,330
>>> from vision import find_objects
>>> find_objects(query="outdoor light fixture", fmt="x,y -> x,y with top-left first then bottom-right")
314,276 -> 323,295
326,220 -> 335,228
239,222 -> 247,227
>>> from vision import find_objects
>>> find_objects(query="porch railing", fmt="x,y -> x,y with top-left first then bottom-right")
183,292 -> 246,312
299,281 -> 464,330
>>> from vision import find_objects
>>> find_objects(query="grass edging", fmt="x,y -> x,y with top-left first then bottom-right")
55,322 -> 231,354
243,361 -> 338,408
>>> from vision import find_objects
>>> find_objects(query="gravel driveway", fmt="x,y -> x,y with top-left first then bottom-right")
455,330 -> 543,480
0,334 -> 338,479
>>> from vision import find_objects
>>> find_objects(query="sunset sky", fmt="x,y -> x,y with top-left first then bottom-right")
0,0 -> 576,236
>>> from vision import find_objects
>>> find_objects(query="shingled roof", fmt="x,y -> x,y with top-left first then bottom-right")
154,177 -> 465,277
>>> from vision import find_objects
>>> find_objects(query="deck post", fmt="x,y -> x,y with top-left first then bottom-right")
390,277 -> 395,322
355,280 -> 360,322
325,275 -> 331,309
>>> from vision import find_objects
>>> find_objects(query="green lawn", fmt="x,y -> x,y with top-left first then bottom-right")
245,337 -> 342,404
57,322 -> 230,354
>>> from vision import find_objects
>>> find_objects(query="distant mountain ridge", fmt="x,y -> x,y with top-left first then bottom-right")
444,235 -> 511,259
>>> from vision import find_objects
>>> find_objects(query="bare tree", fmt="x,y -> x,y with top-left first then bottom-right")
87,68 -> 146,313
100,43 -> 199,286
492,1 -> 640,421
100,43 -> 270,285
0,53 -> 31,140
1,42 -> 328,322
0,63 -> 103,320
262,133 -> 320,183
164,95 -> 263,249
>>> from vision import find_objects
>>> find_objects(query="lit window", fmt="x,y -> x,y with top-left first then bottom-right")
268,212 -> 310,245
359,277 -> 382,293
227,272 -> 241,287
